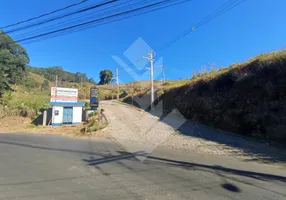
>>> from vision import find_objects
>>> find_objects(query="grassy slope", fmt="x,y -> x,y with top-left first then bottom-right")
161,50 -> 286,140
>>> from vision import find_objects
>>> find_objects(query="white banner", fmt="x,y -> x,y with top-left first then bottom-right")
50,87 -> 78,102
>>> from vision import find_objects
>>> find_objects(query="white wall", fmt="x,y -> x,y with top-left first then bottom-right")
52,106 -> 63,125
73,106 -> 82,123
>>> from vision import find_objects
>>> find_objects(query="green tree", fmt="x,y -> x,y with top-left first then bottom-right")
41,79 -> 50,91
99,69 -> 113,85
0,31 -> 29,91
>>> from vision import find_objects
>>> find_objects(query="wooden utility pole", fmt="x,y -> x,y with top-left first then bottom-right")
116,68 -> 119,100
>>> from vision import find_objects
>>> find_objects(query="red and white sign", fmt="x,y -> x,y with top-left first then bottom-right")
50,87 -> 78,102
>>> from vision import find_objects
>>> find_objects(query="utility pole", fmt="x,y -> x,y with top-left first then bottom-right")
116,68 -> 119,100
144,52 -> 155,110
80,75 -> 83,87
55,75 -> 58,102
52,74 -> 58,126
162,65 -> 165,84
131,82 -> 134,106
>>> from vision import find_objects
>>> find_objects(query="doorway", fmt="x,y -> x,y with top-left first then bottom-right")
63,107 -> 73,124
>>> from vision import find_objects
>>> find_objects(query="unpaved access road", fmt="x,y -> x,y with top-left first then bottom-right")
100,100 -> 286,165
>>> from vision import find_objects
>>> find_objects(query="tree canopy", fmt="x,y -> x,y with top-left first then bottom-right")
0,30 -> 29,91
99,69 -> 113,85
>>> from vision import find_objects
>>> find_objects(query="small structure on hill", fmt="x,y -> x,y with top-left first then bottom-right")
50,87 -> 85,126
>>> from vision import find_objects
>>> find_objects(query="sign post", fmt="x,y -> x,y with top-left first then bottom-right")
90,88 -> 99,110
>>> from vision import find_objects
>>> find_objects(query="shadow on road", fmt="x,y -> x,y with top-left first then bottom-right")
1,137 -> 286,197
82,150 -> 286,196
0,139 -> 104,156
2,137 -> 285,184
83,150 -> 286,183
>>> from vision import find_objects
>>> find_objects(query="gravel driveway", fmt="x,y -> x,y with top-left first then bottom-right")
100,101 -> 286,165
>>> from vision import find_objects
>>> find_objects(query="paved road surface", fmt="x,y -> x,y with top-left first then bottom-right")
0,133 -> 286,200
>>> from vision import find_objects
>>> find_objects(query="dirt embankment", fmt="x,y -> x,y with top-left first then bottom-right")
161,50 -> 286,141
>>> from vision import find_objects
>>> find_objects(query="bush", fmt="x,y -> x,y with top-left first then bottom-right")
86,118 -> 107,132
88,111 -> 97,118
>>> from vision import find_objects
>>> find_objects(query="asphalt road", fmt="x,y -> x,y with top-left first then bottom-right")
0,133 -> 286,200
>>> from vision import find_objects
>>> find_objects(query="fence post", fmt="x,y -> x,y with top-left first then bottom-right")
43,110 -> 47,126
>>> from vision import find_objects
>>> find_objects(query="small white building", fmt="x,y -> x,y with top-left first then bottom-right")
50,102 -> 85,126
50,87 -> 85,126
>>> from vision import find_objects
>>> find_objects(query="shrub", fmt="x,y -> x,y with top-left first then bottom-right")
86,118 -> 107,132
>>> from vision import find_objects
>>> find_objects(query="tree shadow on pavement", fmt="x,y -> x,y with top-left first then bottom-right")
83,150 -> 286,183
82,150 -> 286,196
0,139 -> 104,157
1,138 -> 285,196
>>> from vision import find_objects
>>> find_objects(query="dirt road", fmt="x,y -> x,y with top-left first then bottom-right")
100,100 -> 286,165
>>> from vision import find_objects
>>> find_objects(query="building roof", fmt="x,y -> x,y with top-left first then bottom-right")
50,102 -> 86,107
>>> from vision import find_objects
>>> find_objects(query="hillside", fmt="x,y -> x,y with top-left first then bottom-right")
121,50 -> 286,141
28,66 -> 95,84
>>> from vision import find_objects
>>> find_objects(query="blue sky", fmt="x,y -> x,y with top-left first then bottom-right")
0,0 -> 285,83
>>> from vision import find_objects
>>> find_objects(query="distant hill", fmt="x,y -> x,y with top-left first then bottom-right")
28,66 -> 95,84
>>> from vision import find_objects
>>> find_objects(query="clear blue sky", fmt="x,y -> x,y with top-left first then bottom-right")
0,0 -> 285,83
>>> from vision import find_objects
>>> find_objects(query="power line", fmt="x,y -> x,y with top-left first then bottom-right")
157,0 -> 246,52
194,0 -> 235,28
4,0 -> 117,34
0,0 -> 89,30
13,0 -> 136,39
196,0 -> 246,28
16,0 -> 189,43
20,0 -> 191,45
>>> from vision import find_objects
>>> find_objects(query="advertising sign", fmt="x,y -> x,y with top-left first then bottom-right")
50,87 -> 78,102
90,88 -> 99,109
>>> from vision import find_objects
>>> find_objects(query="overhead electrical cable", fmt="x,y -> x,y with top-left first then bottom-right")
14,0 -> 146,39
157,0 -> 246,52
20,0 -> 192,45
4,0 -> 117,34
16,0 -> 190,43
0,0 -> 89,29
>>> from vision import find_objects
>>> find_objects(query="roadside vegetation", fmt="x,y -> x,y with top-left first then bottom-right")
80,109 -> 108,134
0,31 -> 96,125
